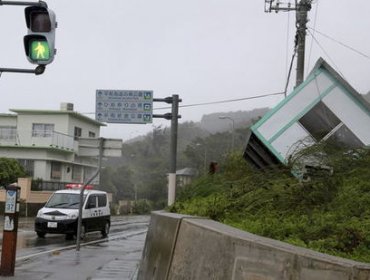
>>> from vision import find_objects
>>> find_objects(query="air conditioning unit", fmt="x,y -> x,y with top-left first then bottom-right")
60,102 -> 74,111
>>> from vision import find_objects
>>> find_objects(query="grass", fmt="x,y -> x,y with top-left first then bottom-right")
169,146 -> 370,263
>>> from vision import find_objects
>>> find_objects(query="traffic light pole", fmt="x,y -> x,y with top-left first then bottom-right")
0,0 -> 54,75
0,1 -> 46,7
153,95 -> 182,206
0,65 -> 45,75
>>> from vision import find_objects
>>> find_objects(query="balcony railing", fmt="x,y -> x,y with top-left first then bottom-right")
0,129 -> 74,151
48,131 -> 74,151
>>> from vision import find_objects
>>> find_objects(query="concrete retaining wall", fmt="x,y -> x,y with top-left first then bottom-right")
138,211 -> 370,280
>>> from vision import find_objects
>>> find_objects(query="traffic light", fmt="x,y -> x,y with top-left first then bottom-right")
24,5 -> 56,65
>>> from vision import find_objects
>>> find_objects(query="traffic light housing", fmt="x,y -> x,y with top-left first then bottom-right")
24,5 -> 56,65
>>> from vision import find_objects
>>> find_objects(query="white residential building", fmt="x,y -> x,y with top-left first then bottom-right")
0,103 -> 107,190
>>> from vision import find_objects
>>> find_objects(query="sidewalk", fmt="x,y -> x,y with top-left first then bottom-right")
2,230 -> 147,280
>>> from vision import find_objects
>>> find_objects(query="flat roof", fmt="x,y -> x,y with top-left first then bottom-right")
9,109 -> 106,127
0,113 -> 17,118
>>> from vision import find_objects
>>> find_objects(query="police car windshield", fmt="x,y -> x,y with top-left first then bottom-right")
45,193 -> 86,209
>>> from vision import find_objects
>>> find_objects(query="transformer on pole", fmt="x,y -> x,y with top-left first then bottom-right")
264,0 -> 312,88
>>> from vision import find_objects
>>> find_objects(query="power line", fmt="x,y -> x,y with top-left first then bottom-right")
285,7 -> 291,83
284,48 -> 297,95
307,0 -> 319,72
307,29 -> 346,79
82,91 -> 286,115
308,27 -> 370,60
154,92 -> 286,110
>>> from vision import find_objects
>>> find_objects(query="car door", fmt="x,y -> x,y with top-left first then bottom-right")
97,194 -> 109,225
84,194 -> 99,232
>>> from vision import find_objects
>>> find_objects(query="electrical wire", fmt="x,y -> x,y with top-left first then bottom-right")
284,48 -> 297,95
82,92 -> 286,115
307,29 -> 346,79
154,92 -> 286,111
307,0 -> 319,72
308,27 -> 370,61
283,6 -> 299,96
285,3 -> 291,82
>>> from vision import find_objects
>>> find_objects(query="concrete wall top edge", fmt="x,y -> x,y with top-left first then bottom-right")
151,210 -> 196,220
170,213 -> 370,268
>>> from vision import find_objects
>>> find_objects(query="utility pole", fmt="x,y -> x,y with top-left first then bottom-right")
265,0 -> 312,88
295,0 -> 311,87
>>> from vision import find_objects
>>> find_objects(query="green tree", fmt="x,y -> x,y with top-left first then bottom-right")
99,166 -> 118,200
0,158 -> 27,187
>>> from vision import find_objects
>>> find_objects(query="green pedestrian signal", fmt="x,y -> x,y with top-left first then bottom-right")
24,5 -> 57,65
29,40 -> 50,61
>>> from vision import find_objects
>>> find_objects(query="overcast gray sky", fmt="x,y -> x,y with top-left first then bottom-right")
1,0 -> 369,141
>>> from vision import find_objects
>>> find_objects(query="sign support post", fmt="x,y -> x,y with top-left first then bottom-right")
153,95 -> 181,206
95,90 -> 182,206
168,94 -> 179,206
0,184 -> 21,276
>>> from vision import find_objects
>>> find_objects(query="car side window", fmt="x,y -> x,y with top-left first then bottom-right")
86,195 -> 97,209
98,194 -> 107,207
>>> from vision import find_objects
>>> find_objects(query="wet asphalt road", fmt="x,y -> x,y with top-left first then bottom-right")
0,215 -> 150,279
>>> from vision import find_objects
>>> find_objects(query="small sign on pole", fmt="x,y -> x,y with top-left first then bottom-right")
77,137 -> 122,157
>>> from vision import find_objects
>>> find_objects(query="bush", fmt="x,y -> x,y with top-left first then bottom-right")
0,158 -> 27,187
170,146 -> 370,263
132,199 -> 152,214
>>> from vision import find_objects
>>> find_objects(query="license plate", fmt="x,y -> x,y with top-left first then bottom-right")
47,222 -> 57,228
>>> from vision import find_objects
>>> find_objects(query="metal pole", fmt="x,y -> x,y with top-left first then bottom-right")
219,116 -> 235,151
231,119 -> 235,151
203,148 -> 207,175
168,95 -> 179,206
76,138 -> 104,251
0,0 -> 46,6
0,65 -> 45,75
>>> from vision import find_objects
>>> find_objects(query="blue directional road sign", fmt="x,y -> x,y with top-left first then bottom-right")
95,90 -> 153,124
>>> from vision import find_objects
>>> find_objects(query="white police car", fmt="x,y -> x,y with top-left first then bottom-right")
35,186 -> 110,239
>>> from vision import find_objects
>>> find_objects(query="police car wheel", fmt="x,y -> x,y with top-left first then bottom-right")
37,231 -> 46,238
101,222 -> 110,237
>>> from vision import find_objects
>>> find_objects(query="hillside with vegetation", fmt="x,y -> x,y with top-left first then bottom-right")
169,144 -> 370,263
100,109 -> 267,210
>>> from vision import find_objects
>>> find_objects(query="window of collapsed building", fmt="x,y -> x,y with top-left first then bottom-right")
298,101 -> 363,148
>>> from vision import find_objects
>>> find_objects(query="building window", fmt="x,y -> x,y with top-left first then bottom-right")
88,131 -> 96,138
51,161 -> 62,180
17,159 -> 34,176
0,126 -> 17,140
32,123 -> 54,137
72,165 -> 82,181
74,127 -> 82,140
298,101 -> 341,141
